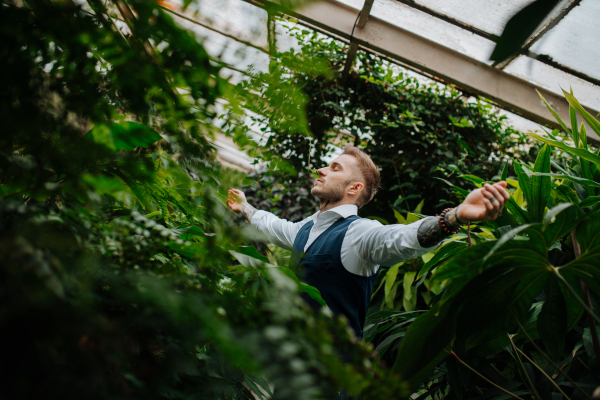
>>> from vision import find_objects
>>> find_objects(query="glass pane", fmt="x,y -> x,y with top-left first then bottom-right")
530,0 -> 600,81
173,16 -> 269,75
410,0 -> 535,36
504,55 -> 600,111
337,0 -> 497,63
170,0 -> 269,49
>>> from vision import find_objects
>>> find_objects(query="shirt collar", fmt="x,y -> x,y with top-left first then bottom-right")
311,204 -> 358,222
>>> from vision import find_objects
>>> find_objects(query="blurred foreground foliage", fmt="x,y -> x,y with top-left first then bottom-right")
0,0 -> 411,398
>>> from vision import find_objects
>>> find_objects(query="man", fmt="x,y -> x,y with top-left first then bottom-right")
227,144 -> 509,338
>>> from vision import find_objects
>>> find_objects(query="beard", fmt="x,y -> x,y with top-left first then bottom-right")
311,179 -> 349,205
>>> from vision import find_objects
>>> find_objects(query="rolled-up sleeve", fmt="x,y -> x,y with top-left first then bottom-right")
250,210 -> 309,250
351,218 -> 438,267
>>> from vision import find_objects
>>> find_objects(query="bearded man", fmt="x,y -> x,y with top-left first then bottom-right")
227,144 -> 509,338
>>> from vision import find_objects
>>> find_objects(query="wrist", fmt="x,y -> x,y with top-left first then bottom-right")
454,204 -> 469,224
439,208 -> 461,236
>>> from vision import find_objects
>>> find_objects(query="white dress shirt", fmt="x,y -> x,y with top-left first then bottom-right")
250,204 -> 437,276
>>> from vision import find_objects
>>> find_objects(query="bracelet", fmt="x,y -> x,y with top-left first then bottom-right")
439,208 -> 461,236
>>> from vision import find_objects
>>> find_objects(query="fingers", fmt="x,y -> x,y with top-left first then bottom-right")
483,183 -> 507,219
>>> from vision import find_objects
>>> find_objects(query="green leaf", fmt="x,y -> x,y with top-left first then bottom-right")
384,262 -> 402,308
394,209 -> 406,224
530,144 -> 552,222
513,161 -> 533,209
537,90 -> 571,137
86,122 -> 162,152
570,104 -> 580,147
528,173 -> 600,188
527,132 -> 600,168
435,177 -> 469,197
417,242 -> 467,279
563,89 -> 600,137
505,196 -> 531,225
580,122 -> 588,150
236,246 -> 270,263
175,225 -> 207,240
414,199 -> 425,213
537,277 -> 567,361
392,301 -> 455,386
579,196 -> 600,209
483,223 -> 536,263
403,271 -> 417,311
244,375 -> 269,400
406,213 -> 421,223
459,174 -> 485,187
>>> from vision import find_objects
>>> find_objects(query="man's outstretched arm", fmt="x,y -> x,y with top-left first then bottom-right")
351,182 -> 510,266
417,181 -> 510,247
226,189 -> 305,250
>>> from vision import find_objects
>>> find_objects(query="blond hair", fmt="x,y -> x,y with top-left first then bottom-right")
342,144 -> 381,207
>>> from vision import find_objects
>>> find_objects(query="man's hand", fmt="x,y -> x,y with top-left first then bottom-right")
457,181 -> 510,223
227,189 -> 247,213
227,189 -> 257,223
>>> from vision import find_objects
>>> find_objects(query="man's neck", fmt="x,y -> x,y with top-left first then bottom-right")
318,200 -> 355,214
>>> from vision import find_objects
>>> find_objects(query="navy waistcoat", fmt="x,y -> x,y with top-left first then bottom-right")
293,215 -> 379,338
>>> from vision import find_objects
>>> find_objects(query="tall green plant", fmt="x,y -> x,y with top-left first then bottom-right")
370,92 -> 600,399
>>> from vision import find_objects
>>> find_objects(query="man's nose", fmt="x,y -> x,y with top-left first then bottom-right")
317,167 -> 327,177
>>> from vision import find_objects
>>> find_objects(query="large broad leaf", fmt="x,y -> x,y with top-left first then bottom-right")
490,0 -> 560,63
537,277 -> 567,361
392,301 -> 456,386
529,144 -> 552,222
86,122 -> 162,152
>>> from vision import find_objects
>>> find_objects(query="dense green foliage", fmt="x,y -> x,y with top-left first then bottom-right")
0,1 -> 411,399
364,92 -> 600,399
241,25 -> 536,223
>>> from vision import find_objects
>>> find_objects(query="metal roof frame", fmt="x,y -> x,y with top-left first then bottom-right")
253,0 -> 600,145
168,0 -> 599,145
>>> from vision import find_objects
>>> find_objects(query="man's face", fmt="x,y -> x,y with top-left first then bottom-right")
311,154 -> 359,204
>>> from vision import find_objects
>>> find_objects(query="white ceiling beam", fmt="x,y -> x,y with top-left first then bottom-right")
285,0 -> 600,144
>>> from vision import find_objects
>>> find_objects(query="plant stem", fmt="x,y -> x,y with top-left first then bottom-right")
508,334 -> 543,400
571,229 -> 600,378
450,351 -> 525,400
508,336 -> 572,400
509,308 -> 592,400
467,223 -> 472,247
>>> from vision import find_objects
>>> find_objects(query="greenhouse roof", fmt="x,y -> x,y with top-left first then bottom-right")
169,0 -> 600,144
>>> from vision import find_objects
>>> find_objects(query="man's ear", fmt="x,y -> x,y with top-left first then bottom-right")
347,181 -> 364,196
